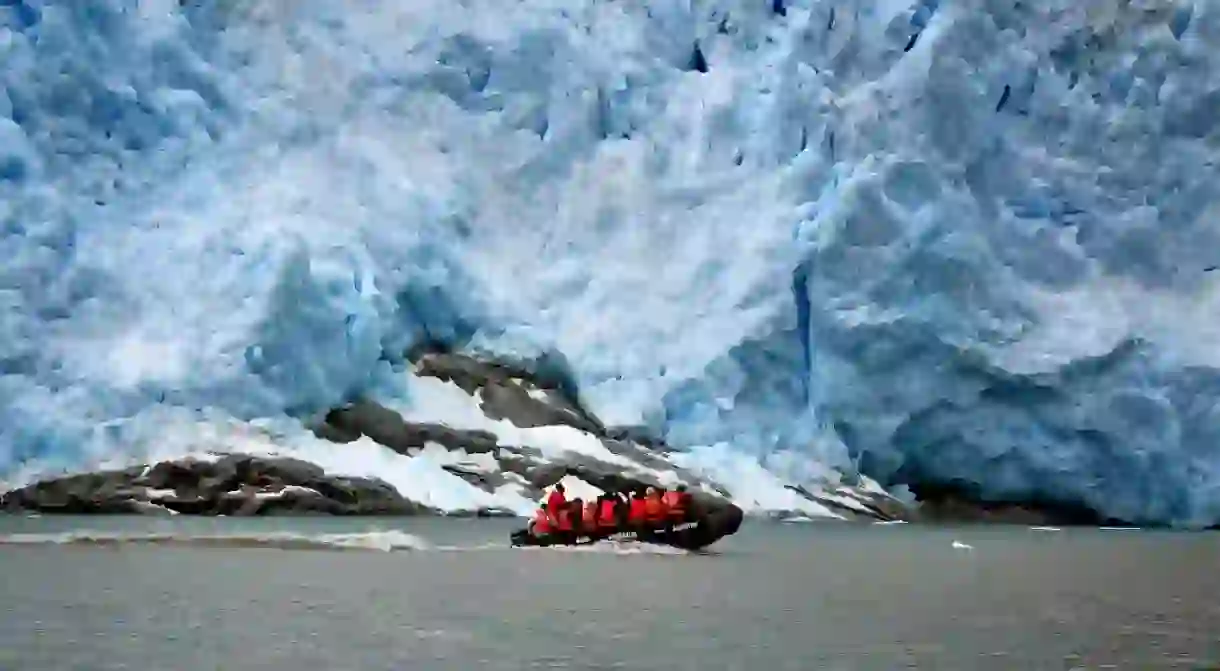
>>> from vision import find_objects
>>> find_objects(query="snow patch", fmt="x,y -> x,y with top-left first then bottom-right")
413,442 -> 500,474
394,376 -> 637,469
818,492 -> 876,515
780,515 -> 819,524
548,475 -> 604,503
254,485 -> 322,500
670,445 -> 845,520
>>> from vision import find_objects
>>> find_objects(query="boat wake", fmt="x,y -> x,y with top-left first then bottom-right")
0,529 -> 717,555
512,540 -> 698,557
0,530 -> 436,552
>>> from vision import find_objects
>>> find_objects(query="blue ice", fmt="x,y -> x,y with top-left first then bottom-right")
3,0 -> 1220,526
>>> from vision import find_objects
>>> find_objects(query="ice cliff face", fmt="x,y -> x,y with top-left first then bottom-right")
3,0 -> 1220,526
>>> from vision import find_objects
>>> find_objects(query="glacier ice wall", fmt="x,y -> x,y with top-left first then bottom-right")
3,0 -> 1220,525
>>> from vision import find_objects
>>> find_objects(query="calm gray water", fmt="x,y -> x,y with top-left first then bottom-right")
1,516 -> 1218,670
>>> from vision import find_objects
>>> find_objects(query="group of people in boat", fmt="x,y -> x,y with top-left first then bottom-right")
527,482 -> 694,538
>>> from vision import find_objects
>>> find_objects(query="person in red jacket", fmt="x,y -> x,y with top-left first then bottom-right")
643,487 -> 667,526
530,504 -> 553,537
627,490 -> 648,528
582,499 -> 598,531
545,483 -> 566,524
662,484 -> 690,522
569,498 -> 586,533
554,500 -> 575,537
597,494 -> 618,531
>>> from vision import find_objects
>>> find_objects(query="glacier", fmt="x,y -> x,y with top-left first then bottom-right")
3,0 -> 1220,526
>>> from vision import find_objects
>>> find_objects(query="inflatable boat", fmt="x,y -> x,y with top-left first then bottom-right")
509,497 -> 744,551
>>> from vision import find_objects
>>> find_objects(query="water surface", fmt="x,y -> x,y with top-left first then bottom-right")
2,516 -> 1217,669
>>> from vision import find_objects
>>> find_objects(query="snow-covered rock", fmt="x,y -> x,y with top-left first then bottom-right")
316,351 -> 908,521
0,454 -> 432,517
2,352 -> 907,521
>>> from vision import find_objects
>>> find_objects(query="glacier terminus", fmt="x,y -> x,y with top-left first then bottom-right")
2,0 -> 1220,527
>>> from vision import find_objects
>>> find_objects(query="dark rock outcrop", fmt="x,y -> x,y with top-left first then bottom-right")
306,350 -> 747,512
316,400 -> 499,454
1,455 -> 431,517
782,483 -> 907,523
414,351 -> 606,435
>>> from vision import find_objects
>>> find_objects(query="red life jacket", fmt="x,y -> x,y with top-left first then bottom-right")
583,502 -> 598,529
555,507 -> 574,532
546,490 -> 566,515
644,494 -> 666,522
628,497 -> 647,522
598,499 -> 617,527
662,490 -> 687,517
533,509 -> 552,534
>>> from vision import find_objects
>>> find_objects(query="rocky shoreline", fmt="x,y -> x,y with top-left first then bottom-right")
0,350 -> 1153,528
1,454 -> 437,517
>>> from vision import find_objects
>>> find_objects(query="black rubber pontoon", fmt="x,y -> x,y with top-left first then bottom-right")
509,495 -> 744,551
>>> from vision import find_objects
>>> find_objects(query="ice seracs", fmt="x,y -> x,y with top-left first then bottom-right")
4,1 -> 1220,526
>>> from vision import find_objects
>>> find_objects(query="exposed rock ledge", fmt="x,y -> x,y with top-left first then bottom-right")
310,351 -> 912,522
2,454 -> 432,517
2,351 -> 915,521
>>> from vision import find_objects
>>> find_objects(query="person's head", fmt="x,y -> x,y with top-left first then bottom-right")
554,483 -> 565,493
645,486 -> 657,496
540,502 -> 548,511
676,484 -> 687,493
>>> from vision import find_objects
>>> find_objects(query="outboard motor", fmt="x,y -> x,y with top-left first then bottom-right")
674,493 -> 745,550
